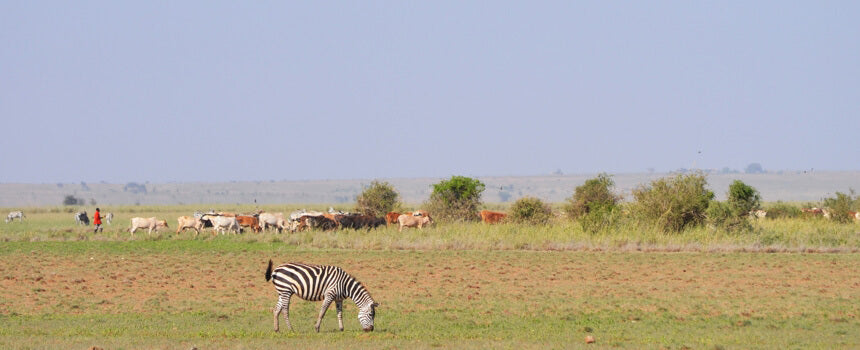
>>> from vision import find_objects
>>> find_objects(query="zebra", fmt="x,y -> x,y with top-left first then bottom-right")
265,260 -> 379,332
5,211 -> 24,223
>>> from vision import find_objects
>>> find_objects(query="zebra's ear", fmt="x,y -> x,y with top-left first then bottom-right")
372,302 -> 379,308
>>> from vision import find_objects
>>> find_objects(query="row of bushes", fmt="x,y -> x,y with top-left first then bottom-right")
354,173 -> 860,233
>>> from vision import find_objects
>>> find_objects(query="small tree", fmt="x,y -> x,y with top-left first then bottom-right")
706,180 -> 762,231
823,190 -> 858,224
424,176 -> 485,222
563,173 -> 620,220
508,197 -> 553,225
727,180 -> 761,216
630,172 -> 714,232
355,180 -> 401,217
63,195 -> 83,206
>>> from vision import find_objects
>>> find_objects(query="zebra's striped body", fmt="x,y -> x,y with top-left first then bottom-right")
265,260 -> 379,332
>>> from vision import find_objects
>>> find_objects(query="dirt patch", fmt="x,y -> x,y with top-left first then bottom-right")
1,250 -> 859,321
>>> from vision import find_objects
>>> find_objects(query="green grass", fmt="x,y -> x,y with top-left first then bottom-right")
2,205 -> 859,252
1,204 -> 859,348
1,248 -> 858,349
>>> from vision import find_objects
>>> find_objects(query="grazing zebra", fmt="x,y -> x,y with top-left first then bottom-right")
5,211 -> 24,223
265,260 -> 379,332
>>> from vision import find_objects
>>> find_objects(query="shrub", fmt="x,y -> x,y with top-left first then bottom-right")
424,176 -> 485,222
630,172 -> 714,232
707,180 -> 761,232
563,173 -> 620,220
706,200 -> 751,232
62,195 -> 84,206
508,197 -> 553,225
822,190 -> 858,224
764,201 -> 801,219
726,180 -> 762,216
355,180 -> 401,217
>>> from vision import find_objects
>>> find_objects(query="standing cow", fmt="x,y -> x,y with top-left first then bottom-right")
75,211 -> 90,226
129,217 -> 168,236
397,214 -> 433,232
201,214 -> 241,235
479,210 -> 507,224
5,211 -> 25,223
176,216 -> 203,236
259,212 -> 287,233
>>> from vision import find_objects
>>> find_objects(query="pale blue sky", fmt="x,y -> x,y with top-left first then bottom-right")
2,1 -> 858,183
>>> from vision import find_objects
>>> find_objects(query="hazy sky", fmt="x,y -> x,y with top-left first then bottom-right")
2,1 -> 858,183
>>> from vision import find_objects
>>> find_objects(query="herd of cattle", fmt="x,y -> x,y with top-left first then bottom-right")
5,206 -> 857,234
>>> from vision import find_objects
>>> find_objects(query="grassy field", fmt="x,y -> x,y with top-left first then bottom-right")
0,205 -> 859,349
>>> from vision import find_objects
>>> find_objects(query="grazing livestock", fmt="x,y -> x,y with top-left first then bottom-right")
237,215 -> 262,233
412,210 -> 431,218
397,214 -> 433,232
385,212 -> 401,226
296,215 -> 338,231
201,214 -> 241,235
105,212 -> 113,225
259,212 -> 287,233
75,211 -> 90,226
801,208 -> 826,218
176,216 -> 203,235
129,217 -> 168,236
5,211 -> 24,223
480,210 -> 507,224
337,215 -> 386,230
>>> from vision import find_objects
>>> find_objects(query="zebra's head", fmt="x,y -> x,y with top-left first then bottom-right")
358,302 -> 379,332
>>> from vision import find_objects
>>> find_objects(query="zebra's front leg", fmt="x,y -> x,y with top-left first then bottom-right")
315,295 -> 335,332
273,293 -> 293,332
336,300 -> 344,331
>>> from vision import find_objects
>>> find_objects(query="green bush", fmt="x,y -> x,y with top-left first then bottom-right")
355,180 -> 401,217
706,180 -> 761,232
764,201 -> 801,219
706,200 -> 751,232
508,197 -> 553,225
424,176 -> 485,222
563,173 -> 620,220
822,190 -> 858,224
727,180 -> 762,216
630,172 -> 714,232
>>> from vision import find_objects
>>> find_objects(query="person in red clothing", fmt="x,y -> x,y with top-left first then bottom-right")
93,207 -> 103,233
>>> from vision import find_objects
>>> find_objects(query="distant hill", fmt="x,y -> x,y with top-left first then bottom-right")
1,171 -> 857,207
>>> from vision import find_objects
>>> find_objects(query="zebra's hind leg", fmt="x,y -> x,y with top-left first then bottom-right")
273,292 -> 292,332
336,300 -> 344,331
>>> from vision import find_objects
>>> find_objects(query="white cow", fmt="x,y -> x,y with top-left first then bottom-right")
259,212 -> 287,233
176,216 -> 203,235
106,212 -> 114,225
5,211 -> 24,223
129,217 -> 168,236
201,214 -> 240,235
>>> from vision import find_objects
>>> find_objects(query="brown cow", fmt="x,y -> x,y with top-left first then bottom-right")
236,215 -> 261,233
480,210 -> 507,224
385,212 -> 401,226
398,214 -> 433,232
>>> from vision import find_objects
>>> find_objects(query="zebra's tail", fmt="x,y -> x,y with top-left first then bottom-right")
265,259 -> 274,281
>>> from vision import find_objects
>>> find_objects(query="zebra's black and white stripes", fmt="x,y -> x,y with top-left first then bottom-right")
265,260 -> 379,332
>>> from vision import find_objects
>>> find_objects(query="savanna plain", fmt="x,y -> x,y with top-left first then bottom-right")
1,206 -> 859,349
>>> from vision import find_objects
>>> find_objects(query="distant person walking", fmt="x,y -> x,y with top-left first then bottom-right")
93,208 -> 103,233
